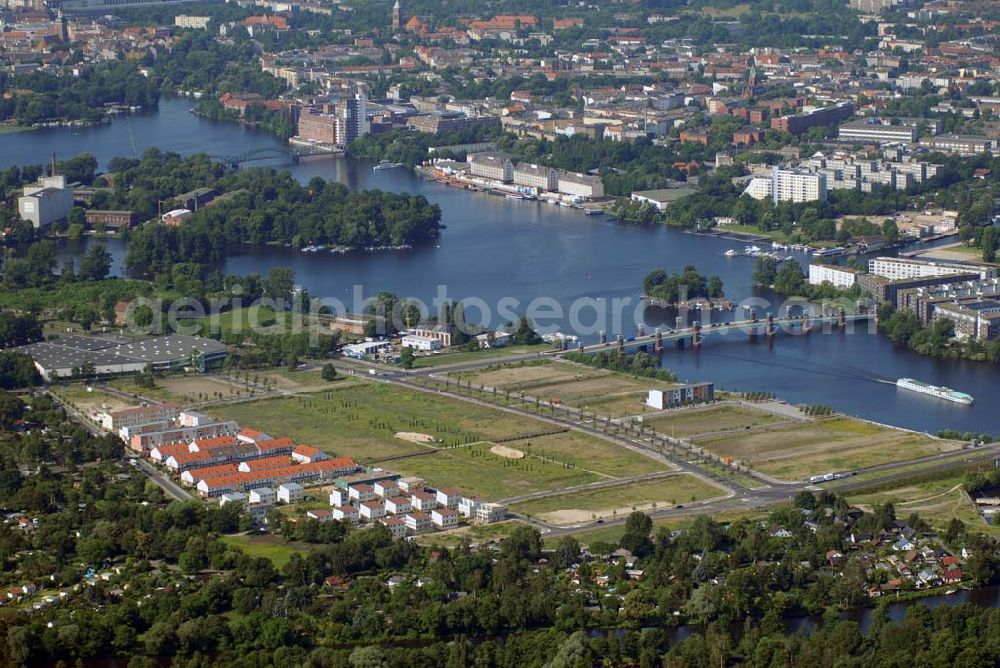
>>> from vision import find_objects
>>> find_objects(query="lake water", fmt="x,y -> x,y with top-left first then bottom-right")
3,98 -> 1000,434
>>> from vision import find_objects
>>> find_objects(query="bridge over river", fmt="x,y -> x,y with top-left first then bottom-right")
550,310 -> 875,355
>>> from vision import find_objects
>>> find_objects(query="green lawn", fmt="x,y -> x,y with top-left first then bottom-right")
0,125 -> 32,134
413,520 -> 525,547
511,474 -> 725,525
220,533 -> 314,569
210,381 -> 668,499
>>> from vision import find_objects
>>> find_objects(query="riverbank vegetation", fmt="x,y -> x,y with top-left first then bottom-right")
563,349 -> 678,383
0,150 -> 444,275
752,256 -> 864,301
878,303 -> 1000,363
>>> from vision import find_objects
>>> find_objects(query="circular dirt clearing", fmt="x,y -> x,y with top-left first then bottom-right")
490,444 -> 525,459
395,432 -> 437,444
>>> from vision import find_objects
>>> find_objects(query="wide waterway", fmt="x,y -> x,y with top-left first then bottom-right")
2,98 -> 999,434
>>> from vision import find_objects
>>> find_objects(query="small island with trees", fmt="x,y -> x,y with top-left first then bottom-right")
642,266 -> 726,308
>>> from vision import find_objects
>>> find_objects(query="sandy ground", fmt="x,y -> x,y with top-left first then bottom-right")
490,444 -> 525,459
539,505 -> 659,526
395,432 -> 437,444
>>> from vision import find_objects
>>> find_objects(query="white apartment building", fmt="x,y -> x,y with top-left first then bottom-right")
742,177 -> 773,201
868,257 -> 996,282
277,483 -> 304,504
431,508 -> 459,528
475,503 -> 507,524
249,487 -> 276,505
174,15 -> 211,28
771,167 -> 827,204
808,264 -> 863,289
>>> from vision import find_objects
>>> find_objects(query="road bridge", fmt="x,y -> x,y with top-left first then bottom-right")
552,311 -> 874,355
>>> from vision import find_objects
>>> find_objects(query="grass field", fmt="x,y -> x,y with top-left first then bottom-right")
845,476 -> 998,536
211,382 -> 669,499
696,417 -> 961,480
644,404 -> 786,438
450,360 -> 665,417
109,374 -> 253,405
511,474 -> 725,525
0,125 -> 31,134
412,344 -> 552,369
412,520 -> 525,547
54,386 -> 132,418
220,533 -> 315,568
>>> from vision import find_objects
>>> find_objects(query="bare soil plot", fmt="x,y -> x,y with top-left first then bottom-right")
396,432 -> 438,445
490,444 -> 525,459
511,474 -> 725,526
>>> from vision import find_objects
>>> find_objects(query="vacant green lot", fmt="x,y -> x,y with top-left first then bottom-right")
645,404 -> 786,438
211,382 -> 668,498
512,474 -> 725,526
413,344 -> 552,368
413,520 -> 525,548
451,360 -> 666,417
220,533 -> 315,569
697,417 -> 961,480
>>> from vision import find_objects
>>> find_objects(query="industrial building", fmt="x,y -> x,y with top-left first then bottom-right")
468,152 -> 513,182
557,172 -> 604,199
16,334 -> 228,381
18,174 -> 74,228
513,162 -> 559,191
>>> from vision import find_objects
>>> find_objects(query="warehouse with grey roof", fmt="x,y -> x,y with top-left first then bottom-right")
16,334 -> 228,381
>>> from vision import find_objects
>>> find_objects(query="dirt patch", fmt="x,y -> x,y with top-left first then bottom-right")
395,432 -> 438,444
540,509 -> 594,525
490,444 -> 525,459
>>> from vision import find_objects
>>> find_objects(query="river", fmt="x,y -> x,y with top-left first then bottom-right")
2,98 -> 999,434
